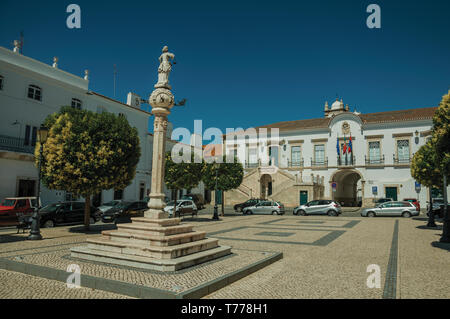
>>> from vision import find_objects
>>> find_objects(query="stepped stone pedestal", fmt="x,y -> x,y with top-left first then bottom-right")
71,217 -> 231,271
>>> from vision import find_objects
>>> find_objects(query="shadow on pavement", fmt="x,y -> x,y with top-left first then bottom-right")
431,241 -> 450,252
416,225 -> 443,231
68,223 -> 117,234
0,234 -> 29,243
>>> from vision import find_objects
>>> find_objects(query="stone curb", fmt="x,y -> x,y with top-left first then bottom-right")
0,250 -> 282,299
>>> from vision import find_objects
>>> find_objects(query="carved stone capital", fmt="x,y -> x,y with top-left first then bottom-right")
149,88 -> 174,112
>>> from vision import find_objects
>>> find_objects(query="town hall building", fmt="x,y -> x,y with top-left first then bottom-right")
223,98 -> 440,208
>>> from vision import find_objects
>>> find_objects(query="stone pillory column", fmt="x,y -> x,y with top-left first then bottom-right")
146,45 -> 175,219
70,46 -> 231,271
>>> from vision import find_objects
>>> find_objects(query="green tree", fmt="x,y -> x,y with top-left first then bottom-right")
36,106 -> 141,229
411,140 -> 442,227
431,90 -> 450,241
431,90 -> 450,177
411,140 -> 442,188
164,151 -> 203,216
202,156 -> 244,216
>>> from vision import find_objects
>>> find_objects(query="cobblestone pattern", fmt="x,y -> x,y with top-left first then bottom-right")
0,269 -> 131,299
7,248 -> 272,293
1,213 -> 450,299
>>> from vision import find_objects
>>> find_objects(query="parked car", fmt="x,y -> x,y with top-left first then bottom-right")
361,201 -> 419,217
403,198 -> 420,211
426,198 -> 444,217
242,201 -> 285,215
293,200 -> 342,216
39,201 -> 101,228
97,200 -> 122,213
101,201 -> 147,224
181,194 -> 205,210
234,198 -> 264,212
164,200 -> 198,218
0,197 -> 40,227
374,198 -> 393,205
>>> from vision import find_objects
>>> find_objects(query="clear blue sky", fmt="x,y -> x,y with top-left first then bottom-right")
1,0 -> 449,135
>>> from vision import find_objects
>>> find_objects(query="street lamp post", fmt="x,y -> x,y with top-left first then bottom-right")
212,163 -> 220,220
28,125 -> 48,241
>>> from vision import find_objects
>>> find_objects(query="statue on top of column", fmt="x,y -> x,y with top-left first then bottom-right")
155,46 -> 175,89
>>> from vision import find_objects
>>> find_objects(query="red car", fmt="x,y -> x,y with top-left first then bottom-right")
403,198 -> 420,211
0,197 -> 40,227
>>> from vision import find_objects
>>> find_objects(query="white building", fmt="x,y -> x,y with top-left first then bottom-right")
223,98 -> 447,208
0,45 -> 203,206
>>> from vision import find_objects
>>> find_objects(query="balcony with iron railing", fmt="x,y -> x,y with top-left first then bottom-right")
365,155 -> 385,166
287,158 -> 304,168
337,155 -> 356,167
393,154 -> 413,165
310,157 -> 328,168
0,134 -> 35,154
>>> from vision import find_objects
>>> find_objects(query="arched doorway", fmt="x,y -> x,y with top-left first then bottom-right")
330,169 -> 364,207
260,174 -> 273,199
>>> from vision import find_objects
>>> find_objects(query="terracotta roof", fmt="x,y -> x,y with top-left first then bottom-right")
89,91 -> 153,116
360,107 -> 437,124
246,106 -> 437,133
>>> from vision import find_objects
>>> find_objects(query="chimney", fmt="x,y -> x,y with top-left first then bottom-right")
127,92 -> 141,108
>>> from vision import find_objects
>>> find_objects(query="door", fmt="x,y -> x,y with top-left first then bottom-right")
385,187 -> 398,201
300,191 -> 308,205
18,180 -> 36,197
269,146 -> 279,166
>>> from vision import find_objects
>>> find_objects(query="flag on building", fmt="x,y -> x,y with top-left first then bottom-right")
342,135 -> 347,154
348,135 -> 353,153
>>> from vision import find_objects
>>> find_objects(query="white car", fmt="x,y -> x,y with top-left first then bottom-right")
163,200 -> 197,218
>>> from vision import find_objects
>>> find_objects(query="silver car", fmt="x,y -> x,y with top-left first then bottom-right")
243,201 -> 285,215
293,200 -> 342,216
163,199 -> 197,218
361,201 -> 419,217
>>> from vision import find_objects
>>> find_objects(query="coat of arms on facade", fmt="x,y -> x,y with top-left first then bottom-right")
342,122 -> 350,135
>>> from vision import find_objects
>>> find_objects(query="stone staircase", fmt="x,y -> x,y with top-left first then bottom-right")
71,217 -> 231,271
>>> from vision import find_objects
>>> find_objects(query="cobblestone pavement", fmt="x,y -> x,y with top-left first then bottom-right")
0,268 -> 131,299
0,211 -> 449,299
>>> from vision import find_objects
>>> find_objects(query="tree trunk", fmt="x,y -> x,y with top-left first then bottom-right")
84,195 -> 91,230
441,174 -> 449,242
427,187 -> 436,227
221,191 -> 225,216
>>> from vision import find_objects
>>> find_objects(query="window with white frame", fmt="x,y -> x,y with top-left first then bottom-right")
248,148 -> 257,165
291,146 -> 301,165
368,141 -> 381,163
27,85 -> 42,101
314,144 -> 325,164
397,139 -> 410,162
71,98 -> 82,109
24,125 -> 38,146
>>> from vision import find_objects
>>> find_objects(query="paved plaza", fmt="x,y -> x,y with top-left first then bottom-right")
0,209 -> 449,299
